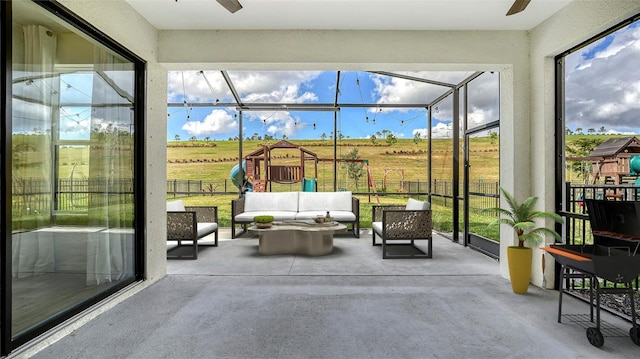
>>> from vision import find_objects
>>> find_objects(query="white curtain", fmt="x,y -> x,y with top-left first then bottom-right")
85,48 -> 131,285
12,25 -> 57,278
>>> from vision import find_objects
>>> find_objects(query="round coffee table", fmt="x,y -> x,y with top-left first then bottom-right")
248,221 -> 347,256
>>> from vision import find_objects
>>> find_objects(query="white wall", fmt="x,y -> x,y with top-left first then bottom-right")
529,0 -> 640,288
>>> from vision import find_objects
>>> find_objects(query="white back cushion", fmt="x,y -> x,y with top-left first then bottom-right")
245,192 -> 299,212
298,191 -> 352,212
166,200 -> 186,211
405,198 -> 430,210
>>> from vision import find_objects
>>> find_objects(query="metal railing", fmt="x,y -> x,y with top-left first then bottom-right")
12,178 -> 134,215
560,182 -> 640,317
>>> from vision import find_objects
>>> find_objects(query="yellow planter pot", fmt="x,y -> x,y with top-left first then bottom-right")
507,246 -> 532,294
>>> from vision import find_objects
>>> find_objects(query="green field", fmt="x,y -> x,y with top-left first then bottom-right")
166,137 -> 500,186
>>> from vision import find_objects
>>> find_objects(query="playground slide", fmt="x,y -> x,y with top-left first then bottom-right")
631,156 -> 640,175
302,178 -> 316,192
230,161 -> 252,191
631,156 -> 640,185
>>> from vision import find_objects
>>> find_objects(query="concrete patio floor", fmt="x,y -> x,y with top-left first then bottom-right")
29,229 -> 640,358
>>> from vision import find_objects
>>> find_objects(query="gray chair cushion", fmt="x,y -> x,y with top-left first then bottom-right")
372,221 -> 383,236
405,198 -> 430,211
197,222 -> 218,237
166,200 -> 186,211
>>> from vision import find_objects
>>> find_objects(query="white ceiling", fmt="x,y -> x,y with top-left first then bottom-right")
126,0 -> 574,31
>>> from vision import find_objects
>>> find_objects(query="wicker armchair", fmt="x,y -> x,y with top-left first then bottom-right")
371,199 -> 432,259
167,200 -> 218,259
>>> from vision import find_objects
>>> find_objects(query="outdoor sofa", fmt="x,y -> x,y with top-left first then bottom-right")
231,191 -> 360,238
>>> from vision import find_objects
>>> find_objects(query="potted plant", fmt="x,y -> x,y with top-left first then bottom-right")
483,187 -> 563,294
253,215 -> 274,229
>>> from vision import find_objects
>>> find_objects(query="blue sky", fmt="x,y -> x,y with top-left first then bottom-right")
166,70 -> 500,141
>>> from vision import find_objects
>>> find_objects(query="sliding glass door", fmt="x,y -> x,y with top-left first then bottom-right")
3,0 -> 145,354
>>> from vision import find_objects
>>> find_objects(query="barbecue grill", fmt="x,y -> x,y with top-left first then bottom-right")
544,199 -> 640,347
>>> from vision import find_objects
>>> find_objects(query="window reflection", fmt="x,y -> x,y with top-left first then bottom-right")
11,0 -> 137,338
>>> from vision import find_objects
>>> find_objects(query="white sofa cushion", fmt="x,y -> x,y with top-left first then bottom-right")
405,198 -> 430,211
166,200 -> 186,211
244,192 -> 299,212
235,211 -> 298,222
296,211 -> 356,222
298,191 -> 352,212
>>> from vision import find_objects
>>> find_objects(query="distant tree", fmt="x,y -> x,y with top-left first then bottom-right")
566,137 -> 605,180
342,148 -> 364,190
321,133 -> 327,141
565,127 -> 573,136
599,126 -> 606,134
338,131 -> 344,140
251,132 -> 259,140
204,136 -> 210,142
489,131 -> 498,144
189,136 -> 197,141
587,128 -> 595,135
174,134 -> 180,141
282,134 -> 287,140
370,134 -> 377,144
376,131 -> 382,138
413,132 -> 421,145
385,133 -> 397,146
575,127 -> 583,135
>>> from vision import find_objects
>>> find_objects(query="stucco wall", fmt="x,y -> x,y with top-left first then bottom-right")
529,0 -> 640,288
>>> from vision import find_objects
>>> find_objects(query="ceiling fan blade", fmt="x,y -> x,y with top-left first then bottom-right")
216,0 -> 243,14
506,0 -> 532,16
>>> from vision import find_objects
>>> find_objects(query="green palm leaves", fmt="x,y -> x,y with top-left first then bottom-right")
483,187 -> 563,247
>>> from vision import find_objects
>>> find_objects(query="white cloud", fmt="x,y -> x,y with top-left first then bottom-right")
414,119 -> 490,139
167,70 -> 322,104
181,109 -> 237,136
432,122 -> 453,138
412,128 -> 428,138
370,73 -> 445,106
565,23 -> 640,133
